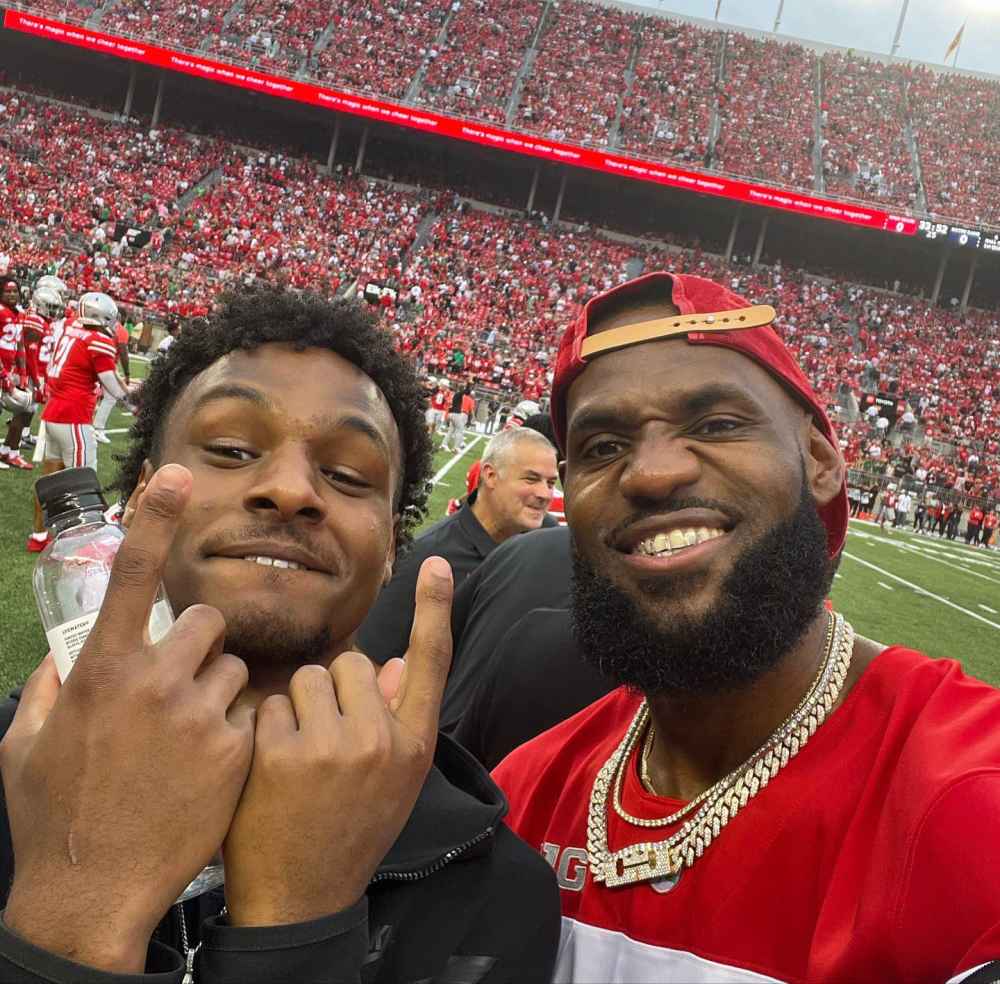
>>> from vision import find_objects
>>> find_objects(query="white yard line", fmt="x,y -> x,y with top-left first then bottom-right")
842,551 -> 1000,632
980,605 -> 998,615
431,433 -> 483,485
877,581 -> 894,591
852,528 -> 1000,586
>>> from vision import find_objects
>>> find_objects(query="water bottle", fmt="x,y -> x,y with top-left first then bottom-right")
33,467 -> 174,682
33,467 -> 224,902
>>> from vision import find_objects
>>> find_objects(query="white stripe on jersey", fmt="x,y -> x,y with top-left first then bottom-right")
555,918 -> 784,984
948,964 -> 999,984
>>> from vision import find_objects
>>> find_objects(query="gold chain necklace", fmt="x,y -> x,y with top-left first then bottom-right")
587,613 -> 854,887
621,614 -> 835,828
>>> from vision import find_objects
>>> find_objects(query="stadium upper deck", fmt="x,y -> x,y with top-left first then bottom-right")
5,0 -> 1000,231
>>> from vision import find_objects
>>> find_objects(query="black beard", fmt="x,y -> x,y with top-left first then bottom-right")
224,604 -> 334,669
570,479 -> 833,697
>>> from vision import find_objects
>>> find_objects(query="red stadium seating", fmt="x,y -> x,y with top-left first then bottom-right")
0,84 -> 996,497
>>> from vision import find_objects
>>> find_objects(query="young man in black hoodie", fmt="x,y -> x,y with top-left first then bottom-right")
0,286 -> 559,984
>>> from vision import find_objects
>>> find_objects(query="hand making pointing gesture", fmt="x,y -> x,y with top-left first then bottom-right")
0,463 -> 455,973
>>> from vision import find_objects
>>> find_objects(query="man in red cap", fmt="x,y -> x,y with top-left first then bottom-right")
492,272 -> 1000,983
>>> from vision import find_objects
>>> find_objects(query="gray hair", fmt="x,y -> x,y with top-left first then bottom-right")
481,427 -> 556,474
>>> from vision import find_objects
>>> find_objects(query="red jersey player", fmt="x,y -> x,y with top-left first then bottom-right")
29,292 -> 130,552
0,281 -> 49,470
0,277 -> 22,469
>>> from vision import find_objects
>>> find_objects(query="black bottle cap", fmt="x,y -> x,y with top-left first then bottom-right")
35,467 -> 108,527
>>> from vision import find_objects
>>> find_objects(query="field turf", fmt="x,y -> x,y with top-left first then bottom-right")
1,362 -> 998,692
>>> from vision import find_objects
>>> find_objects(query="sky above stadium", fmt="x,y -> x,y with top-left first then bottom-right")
642,0 -> 999,73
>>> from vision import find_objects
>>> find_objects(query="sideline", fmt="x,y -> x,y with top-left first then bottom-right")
841,551 -> 1000,632
431,433 -> 483,486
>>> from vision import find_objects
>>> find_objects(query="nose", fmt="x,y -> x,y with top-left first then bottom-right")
618,427 -> 702,505
243,444 -> 327,523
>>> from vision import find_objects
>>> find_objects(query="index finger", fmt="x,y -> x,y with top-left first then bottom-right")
395,557 -> 453,741
87,464 -> 191,657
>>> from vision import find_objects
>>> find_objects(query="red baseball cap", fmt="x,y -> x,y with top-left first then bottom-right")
550,271 -> 848,558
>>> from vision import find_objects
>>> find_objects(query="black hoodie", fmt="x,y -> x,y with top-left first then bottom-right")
0,695 -> 560,984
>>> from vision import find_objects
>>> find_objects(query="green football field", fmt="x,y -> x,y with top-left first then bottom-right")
1,355 -> 998,693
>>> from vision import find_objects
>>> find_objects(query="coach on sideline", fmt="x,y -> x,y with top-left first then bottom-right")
359,426 -> 558,664
0,286 -> 559,983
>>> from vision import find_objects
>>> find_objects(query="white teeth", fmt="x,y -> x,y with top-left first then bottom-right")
635,528 -> 726,555
245,556 -> 304,570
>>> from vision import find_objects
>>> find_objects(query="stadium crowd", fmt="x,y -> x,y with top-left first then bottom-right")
515,2 -> 638,146
617,20 -> 717,163
0,85 -> 997,512
714,34 -> 817,190
417,0 -> 543,124
14,0 -> 1000,227
819,52 -> 917,209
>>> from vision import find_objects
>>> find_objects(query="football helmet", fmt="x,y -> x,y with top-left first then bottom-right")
36,275 -> 70,303
32,286 -> 62,320
1,382 -> 36,414
513,399 -> 541,421
77,292 -> 119,334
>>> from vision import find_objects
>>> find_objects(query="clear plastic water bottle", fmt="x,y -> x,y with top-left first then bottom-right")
33,467 -> 174,682
33,466 -> 224,902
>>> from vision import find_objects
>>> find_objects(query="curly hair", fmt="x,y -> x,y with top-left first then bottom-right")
112,285 -> 433,548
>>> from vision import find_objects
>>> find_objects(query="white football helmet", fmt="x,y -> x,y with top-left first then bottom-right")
32,286 -> 62,320
513,399 -> 541,421
36,275 -> 70,304
77,292 -> 119,335
1,383 -> 36,414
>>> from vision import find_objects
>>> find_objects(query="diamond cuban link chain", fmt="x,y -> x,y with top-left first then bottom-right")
587,613 -> 854,888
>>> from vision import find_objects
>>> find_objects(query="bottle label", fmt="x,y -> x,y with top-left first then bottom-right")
46,600 -> 174,683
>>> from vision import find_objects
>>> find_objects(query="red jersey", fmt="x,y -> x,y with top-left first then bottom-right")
0,303 -> 22,369
970,508 -> 985,525
494,647 -> 1000,983
431,390 -> 449,412
18,311 -> 48,387
42,322 -> 117,425
37,319 -> 56,373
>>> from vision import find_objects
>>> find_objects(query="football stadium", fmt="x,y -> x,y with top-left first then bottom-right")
0,0 -> 998,980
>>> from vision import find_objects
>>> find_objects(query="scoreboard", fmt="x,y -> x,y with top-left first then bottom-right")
918,220 -> 984,249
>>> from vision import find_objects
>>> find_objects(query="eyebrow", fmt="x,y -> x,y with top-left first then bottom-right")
191,383 -> 276,414
191,383 -> 392,459
569,383 -> 764,439
325,413 -> 393,460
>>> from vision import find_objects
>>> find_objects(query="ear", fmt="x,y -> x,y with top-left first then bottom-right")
121,459 -> 155,529
558,458 -> 567,487
481,462 -> 499,490
383,514 -> 400,587
805,423 -> 844,509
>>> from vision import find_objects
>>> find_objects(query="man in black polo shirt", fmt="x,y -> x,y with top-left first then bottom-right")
359,427 -> 559,664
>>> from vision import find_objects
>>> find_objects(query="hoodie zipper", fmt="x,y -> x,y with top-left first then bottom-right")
173,829 -> 494,981
369,826 -> 494,884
